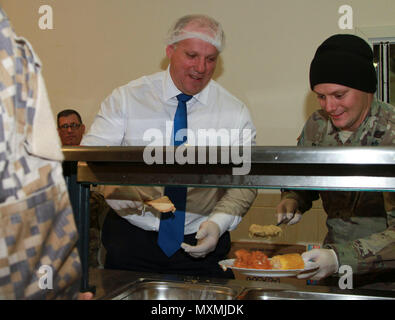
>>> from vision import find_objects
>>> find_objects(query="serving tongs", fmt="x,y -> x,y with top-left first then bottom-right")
276,218 -> 290,226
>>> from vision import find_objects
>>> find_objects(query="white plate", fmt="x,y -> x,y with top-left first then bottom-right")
218,259 -> 319,277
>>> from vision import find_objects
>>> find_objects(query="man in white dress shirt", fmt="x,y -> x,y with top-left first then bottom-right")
82,14 -> 257,278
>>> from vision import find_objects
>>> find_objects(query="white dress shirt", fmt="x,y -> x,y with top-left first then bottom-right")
82,68 -> 257,235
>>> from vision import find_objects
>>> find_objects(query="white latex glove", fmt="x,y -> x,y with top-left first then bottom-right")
181,221 -> 220,258
276,198 -> 302,225
297,249 -> 339,280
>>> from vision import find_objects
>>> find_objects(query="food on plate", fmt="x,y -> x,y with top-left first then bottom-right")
233,250 -> 304,270
233,249 -> 271,269
271,253 -> 305,270
248,224 -> 282,238
145,196 -> 176,213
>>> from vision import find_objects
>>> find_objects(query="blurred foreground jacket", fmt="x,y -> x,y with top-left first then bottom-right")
0,7 -> 81,299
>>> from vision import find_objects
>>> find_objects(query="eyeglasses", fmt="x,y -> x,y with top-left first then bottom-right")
59,123 -> 81,131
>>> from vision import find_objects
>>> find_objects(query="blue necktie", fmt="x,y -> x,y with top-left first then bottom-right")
157,93 -> 193,257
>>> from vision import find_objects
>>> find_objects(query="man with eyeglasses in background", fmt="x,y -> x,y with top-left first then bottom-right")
57,108 -> 108,269
57,109 -> 86,146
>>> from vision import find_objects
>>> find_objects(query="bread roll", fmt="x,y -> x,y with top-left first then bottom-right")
145,196 -> 176,213
271,253 -> 304,270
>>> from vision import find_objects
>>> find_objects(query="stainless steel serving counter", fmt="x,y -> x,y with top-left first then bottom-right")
90,268 -> 395,300
63,145 -> 395,190
61,146 -> 395,296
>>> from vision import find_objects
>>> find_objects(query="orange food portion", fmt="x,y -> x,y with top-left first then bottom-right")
233,250 -> 305,270
234,249 -> 272,269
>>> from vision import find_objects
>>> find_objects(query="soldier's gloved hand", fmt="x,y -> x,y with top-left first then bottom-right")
276,198 -> 302,225
181,221 -> 220,258
297,249 -> 339,280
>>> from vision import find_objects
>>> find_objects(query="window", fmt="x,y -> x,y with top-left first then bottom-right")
373,41 -> 395,104
356,26 -> 395,104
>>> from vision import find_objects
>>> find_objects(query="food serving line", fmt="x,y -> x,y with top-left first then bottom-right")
62,146 -> 395,300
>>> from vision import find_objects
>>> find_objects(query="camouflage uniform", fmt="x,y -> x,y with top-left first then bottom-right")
282,99 -> 395,288
89,190 -> 109,268
0,9 -> 81,299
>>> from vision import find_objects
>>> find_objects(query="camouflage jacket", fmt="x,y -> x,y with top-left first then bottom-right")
282,99 -> 395,278
0,8 -> 81,299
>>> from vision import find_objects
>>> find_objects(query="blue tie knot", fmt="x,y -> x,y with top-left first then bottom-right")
177,93 -> 193,103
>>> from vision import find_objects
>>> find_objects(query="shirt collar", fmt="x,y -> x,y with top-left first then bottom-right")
163,66 -> 210,105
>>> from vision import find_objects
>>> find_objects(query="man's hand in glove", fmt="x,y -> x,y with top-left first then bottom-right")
181,221 -> 220,258
276,198 -> 302,225
297,248 -> 339,280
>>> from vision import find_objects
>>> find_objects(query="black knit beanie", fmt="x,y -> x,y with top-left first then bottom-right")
309,34 -> 377,93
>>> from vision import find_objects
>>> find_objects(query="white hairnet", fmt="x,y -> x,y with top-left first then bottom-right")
165,14 -> 225,52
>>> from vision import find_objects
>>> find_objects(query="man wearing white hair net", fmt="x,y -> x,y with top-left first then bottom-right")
82,14 -> 257,278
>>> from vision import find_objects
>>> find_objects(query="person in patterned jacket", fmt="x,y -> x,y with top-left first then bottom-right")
276,34 -> 395,290
0,7 -> 86,299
